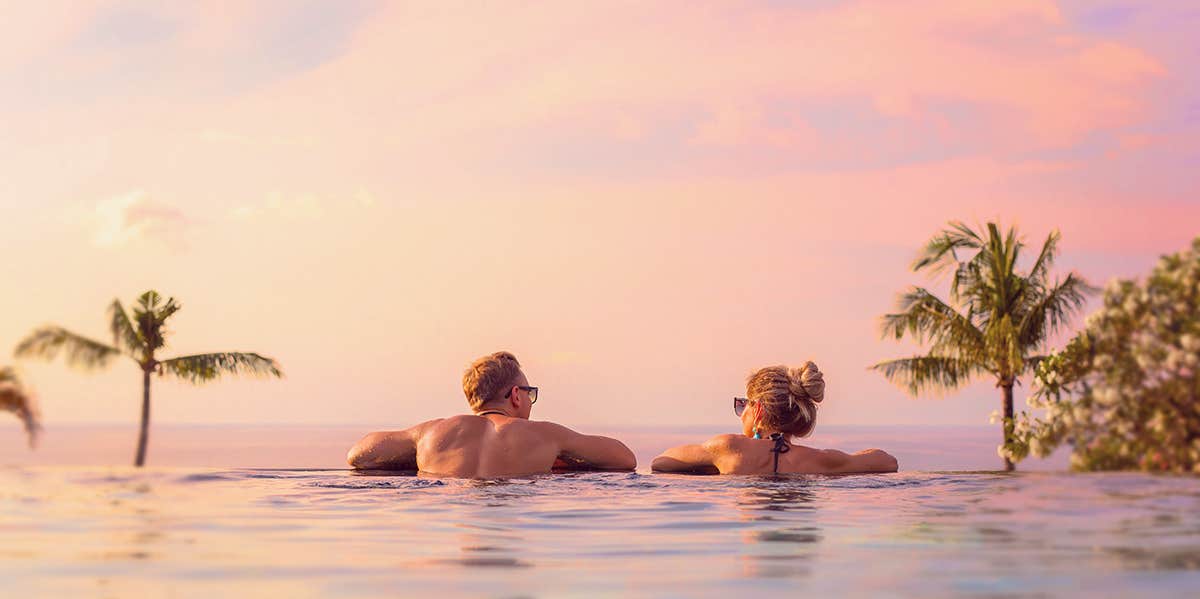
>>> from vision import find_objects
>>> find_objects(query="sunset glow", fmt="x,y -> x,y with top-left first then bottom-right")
3,1 -> 1197,431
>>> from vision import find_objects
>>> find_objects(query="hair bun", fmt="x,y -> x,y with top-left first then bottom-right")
788,361 -> 825,404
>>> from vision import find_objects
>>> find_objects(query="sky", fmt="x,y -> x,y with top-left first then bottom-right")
1,1 -> 1198,434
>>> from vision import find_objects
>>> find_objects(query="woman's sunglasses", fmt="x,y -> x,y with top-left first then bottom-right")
733,397 -> 749,417
505,385 -> 539,404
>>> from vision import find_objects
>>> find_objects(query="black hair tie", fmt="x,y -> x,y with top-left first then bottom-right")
768,432 -> 790,474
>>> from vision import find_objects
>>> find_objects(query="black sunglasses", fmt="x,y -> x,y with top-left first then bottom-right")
505,385 -> 539,404
734,397 -> 749,417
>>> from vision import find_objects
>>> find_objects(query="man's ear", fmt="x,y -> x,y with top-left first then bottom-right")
508,387 -> 521,409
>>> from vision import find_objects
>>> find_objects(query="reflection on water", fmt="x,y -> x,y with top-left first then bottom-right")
735,481 -> 821,579
2,468 -> 1200,597
737,480 -> 818,513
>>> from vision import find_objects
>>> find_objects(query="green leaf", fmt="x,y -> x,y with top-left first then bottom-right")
14,327 -> 120,371
159,352 -> 283,385
132,291 -> 180,351
0,369 -> 41,448
108,300 -> 146,358
870,356 -> 986,396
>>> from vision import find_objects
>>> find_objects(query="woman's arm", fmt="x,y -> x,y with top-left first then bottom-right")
651,443 -> 720,474
813,448 -> 899,473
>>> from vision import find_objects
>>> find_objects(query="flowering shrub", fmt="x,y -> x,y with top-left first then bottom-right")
1004,238 -> 1200,472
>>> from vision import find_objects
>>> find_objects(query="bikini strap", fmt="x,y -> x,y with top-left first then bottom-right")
768,433 -> 791,474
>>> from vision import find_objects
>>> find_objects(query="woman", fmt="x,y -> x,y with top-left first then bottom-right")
651,362 -> 898,475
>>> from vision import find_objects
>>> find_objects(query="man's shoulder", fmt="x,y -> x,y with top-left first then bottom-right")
522,419 -> 567,431
521,419 -> 578,438
427,414 -> 546,432
402,417 -> 447,437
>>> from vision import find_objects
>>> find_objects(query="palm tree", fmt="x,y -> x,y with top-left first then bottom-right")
14,291 -> 282,466
0,366 -> 41,448
871,222 -> 1093,471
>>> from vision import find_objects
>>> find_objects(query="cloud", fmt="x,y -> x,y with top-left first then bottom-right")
177,0 -> 1158,184
691,104 -> 820,149
92,191 -> 189,248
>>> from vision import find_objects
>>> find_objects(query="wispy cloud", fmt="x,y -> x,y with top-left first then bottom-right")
92,191 -> 189,249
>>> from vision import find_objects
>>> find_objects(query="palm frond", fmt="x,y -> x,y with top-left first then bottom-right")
0,366 -> 19,386
156,297 -> 181,322
871,356 -> 988,397
133,291 -> 180,351
881,287 -> 987,361
0,382 -> 41,448
108,300 -> 145,358
159,352 -> 283,384
912,221 -> 984,275
1027,230 -> 1061,285
1016,273 -> 1096,348
14,327 -> 120,371
136,290 -> 164,312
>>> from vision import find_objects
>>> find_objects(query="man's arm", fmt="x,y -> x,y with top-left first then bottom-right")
346,420 -> 441,470
651,444 -> 719,474
813,448 -> 899,474
543,423 -> 636,471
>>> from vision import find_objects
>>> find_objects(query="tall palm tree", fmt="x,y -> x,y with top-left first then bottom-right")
14,291 -> 282,466
0,366 -> 40,448
872,222 -> 1093,471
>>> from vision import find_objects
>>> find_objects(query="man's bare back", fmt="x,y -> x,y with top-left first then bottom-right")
347,414 -> 635,478
348,352 -> 635,478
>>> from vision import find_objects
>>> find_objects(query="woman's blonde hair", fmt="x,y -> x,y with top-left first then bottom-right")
746,361 -> 825,438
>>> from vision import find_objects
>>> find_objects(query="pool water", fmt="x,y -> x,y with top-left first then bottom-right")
3,467 -> 1199,597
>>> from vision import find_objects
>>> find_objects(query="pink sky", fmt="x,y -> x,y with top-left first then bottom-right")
1,1 -> 1198,432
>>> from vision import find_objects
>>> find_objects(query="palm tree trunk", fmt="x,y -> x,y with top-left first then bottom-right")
1002,383 -> 1015,472
134,368 -> 151,467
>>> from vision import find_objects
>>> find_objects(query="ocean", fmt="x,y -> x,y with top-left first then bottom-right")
3,425 -> 1198,597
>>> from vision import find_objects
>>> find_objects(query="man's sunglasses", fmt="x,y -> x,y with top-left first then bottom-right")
734,397 -> 750,417
505,385 -> 539,404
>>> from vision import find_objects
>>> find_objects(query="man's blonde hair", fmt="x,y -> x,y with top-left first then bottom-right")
462,351 -> 523,411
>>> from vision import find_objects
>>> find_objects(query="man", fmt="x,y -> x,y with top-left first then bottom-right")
347,351 -> 636,477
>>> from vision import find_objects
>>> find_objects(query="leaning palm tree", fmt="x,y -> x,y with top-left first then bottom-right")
14,291 -> 282,466
872,222 -> 1094,471
0,366 -> 41,448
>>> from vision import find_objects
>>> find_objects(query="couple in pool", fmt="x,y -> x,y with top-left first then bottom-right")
347,351 -> 898,477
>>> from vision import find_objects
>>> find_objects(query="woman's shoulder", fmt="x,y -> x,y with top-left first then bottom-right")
702,433 -> 750,453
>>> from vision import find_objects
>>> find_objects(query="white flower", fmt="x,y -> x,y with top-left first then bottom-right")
989,410 -> 1002,424
1095,387 -> 1119,406
1166,350 -> 1182,372
1150,413 -> 1166,434
1135,353 -> 1154,371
